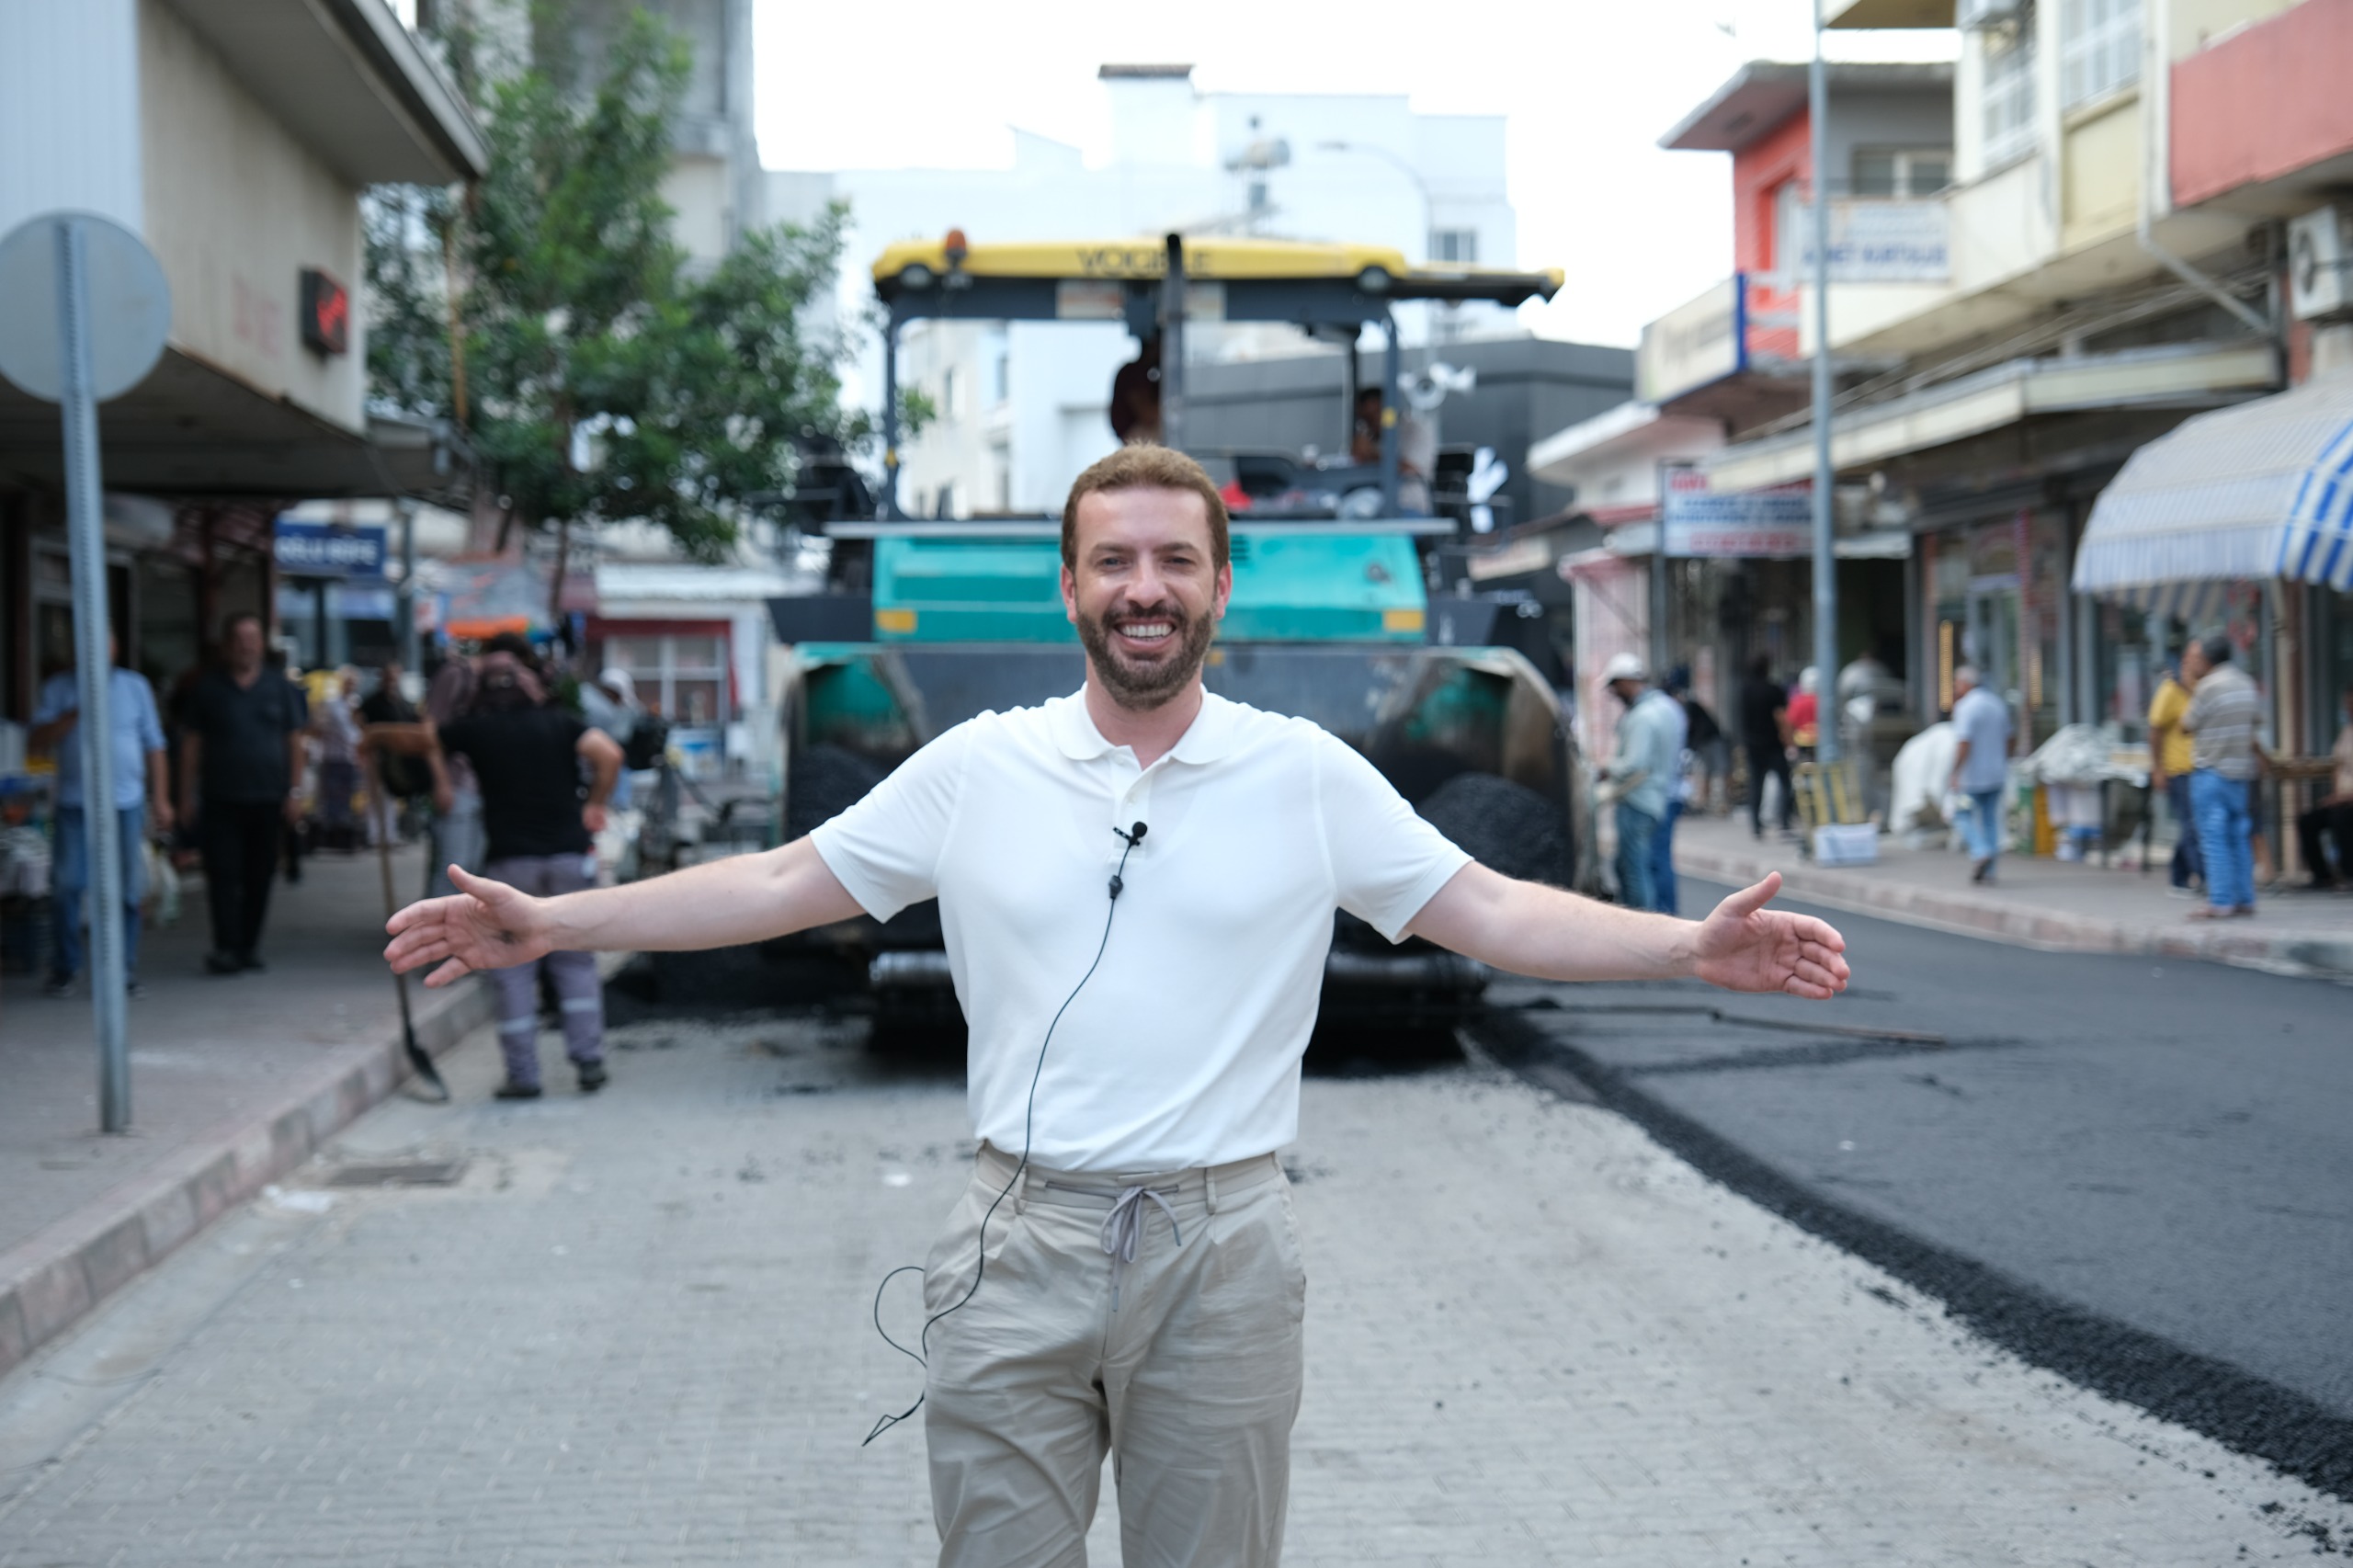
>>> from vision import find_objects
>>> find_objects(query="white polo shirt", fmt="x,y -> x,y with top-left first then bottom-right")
810,688 -> 1470,1172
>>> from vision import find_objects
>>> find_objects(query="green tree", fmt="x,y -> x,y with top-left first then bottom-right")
364,6 -> 858,564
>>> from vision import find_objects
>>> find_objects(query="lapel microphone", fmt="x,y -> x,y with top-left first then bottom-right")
1110,822 -> 1147,900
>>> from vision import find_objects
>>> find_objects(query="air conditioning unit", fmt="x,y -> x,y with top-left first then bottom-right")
1957,0 -> 2022,30
2289,206 -> 2353,322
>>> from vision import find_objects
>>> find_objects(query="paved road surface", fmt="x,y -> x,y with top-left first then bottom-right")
1483,872 -> 2353,1502
3,1005 -> 2347,1565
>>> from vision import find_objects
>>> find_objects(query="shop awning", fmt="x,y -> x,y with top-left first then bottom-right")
2072,369 -> 2353,616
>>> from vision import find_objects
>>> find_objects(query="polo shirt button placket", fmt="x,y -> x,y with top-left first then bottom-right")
1114,771 -> 1158,867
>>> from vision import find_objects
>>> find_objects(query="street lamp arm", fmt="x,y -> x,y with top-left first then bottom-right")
1314,139 -> 1433,207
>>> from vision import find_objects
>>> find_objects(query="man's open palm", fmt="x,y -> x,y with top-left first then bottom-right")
384,866 -> 551,987
1691,873 -> 1850,999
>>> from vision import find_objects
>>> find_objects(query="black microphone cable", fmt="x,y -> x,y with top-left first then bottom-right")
862,822 -> 1147,1446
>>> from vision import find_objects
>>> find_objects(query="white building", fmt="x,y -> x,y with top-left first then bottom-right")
768,65 -> 1520,516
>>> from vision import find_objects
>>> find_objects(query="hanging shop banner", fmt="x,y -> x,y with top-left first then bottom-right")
1660,468 -> 1813,558
1793,199 -> 1951,284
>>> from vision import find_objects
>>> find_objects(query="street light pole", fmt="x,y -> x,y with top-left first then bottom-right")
1808,0 -> 1840,766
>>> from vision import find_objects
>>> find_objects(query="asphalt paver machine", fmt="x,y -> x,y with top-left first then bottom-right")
769,233 -> 1591,1027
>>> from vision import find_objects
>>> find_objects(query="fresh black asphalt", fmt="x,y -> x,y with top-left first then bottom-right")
1477,873 -> 2353,1503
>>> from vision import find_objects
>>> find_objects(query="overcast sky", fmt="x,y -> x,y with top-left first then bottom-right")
750,1 -> 1953,348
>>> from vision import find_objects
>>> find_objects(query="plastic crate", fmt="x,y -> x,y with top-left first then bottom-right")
1812,823 -> 1879,866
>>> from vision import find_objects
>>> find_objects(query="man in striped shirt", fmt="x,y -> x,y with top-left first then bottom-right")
2180,635 -> 2262,919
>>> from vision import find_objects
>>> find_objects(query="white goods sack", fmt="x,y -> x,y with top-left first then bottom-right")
1889,722 -> 1960,839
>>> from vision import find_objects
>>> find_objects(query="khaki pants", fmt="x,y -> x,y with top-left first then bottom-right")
923,1143 -> 1305,1568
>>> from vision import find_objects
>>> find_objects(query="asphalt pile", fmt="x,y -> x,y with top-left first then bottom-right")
1415,771 -> 1571,887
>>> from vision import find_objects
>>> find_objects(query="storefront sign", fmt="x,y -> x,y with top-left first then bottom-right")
1637,272 -> 1804,403
1793,199 -> 1951,284
274,519 -> 386,577
1638,277 -> 1741,403
1660,469 -> 1813,558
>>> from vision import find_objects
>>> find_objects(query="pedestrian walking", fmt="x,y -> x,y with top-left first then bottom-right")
381,643 -> 622,1098
387,446 -> 1852,1568
358,660 -> 428,846
2179,634 -> 2262,919
420,652 -> 483,899
1647,665 -> 1699,915
1788,665 -> 1822,760
313,668 -> 363,851
578,666 -> 646,811
1598,653 -> 1684,913
1949,664 -> 2012,883
178,614 -> 307,974
2148,654 -> 2202,896
271,649 -> 310,887
28,633 -> 170,997
1738,653 -> 1794,838
1673,667 -> 1727,816
1836,643 -> 1905,823
2294,687 -> 2353,889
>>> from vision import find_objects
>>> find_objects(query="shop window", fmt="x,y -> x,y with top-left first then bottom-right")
1981,9 -> 2039,169
2063,0 -> 2139,109
1852,148 -> 1952,198
603,632 -> 728,726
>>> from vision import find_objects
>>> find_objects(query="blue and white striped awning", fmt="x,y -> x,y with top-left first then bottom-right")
2073,369 -> 2353,618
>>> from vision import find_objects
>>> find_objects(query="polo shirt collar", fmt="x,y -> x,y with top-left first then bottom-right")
1050,686 -> 1237,767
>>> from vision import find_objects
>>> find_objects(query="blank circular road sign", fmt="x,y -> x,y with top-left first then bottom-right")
0,211 -> 172,403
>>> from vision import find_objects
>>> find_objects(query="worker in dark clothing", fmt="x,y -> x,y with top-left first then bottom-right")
378,640 -> 623,1098
1738,653 -> 1795,840
179,614 -> 308,974
1672,666 -> 1726,816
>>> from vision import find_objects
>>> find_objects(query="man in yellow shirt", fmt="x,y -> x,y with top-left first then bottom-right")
2149,653 -> 2201,895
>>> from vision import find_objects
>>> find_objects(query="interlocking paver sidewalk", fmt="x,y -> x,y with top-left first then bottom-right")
2,1015 -> 2345,1565
1674,810 -> 2353,980
0,841 -> 490,1379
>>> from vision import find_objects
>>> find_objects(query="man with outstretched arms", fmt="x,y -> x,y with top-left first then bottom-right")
387,445 -> 1850,1568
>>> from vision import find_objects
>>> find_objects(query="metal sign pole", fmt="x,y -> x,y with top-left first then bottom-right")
1653,460 -> 1678,679
1808,2 -> 1840,766
0,210 -> 170,1138
1159,233 -> 1187,456
56,217 -> 132,1131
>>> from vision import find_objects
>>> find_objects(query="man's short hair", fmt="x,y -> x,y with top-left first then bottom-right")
1061,444 -> 1229,572
2200,634 -> 2233,666
221,610 -> 263,642
1953,664 -> 1981,688
483,631 -> 536,663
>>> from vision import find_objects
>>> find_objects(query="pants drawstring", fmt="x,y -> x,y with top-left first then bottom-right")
1100,1185 -> 1184,1311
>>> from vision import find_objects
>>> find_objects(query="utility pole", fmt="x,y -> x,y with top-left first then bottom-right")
397,497 -> 420,672
1808,0 -> 1840,765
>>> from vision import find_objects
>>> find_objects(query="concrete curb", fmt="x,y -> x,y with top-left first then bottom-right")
0,974 -> 494,1382
1676,843 -> 2353,983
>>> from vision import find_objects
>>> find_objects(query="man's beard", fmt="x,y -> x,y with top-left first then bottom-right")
1074,599 -> 1216,710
